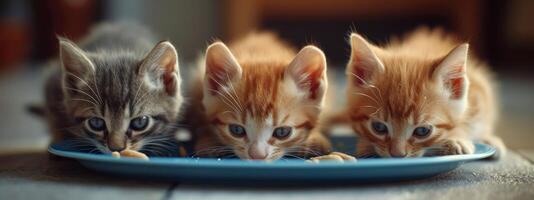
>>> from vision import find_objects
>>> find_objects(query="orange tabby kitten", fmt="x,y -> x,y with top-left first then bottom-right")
187,33 -> 340,161
340,28 -> 505,158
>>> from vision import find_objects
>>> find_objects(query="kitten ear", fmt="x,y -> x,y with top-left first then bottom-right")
139,41 -> 181,96
347,33 -> 385,86
59,38 -> 95,86
433,43 -> 470,113
204,42 -> 242,94
286,45 -> 327,102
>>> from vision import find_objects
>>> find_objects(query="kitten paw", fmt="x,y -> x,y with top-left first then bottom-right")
441,139 -> 475,155
309,152 -> 357,163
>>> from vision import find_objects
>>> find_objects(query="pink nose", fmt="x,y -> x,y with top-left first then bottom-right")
389,149 -> 407,158
248,149 -> 268,160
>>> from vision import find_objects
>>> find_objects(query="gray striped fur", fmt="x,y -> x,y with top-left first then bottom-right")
43,23 -> 183,156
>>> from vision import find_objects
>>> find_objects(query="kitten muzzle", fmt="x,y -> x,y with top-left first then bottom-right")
248,146 -> 269,160
107,137 -> 127,152
389,148 -> 408,158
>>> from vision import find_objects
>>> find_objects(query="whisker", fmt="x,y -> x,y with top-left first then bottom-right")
68,98 -> 98,107
352,92 -> 380,106
283,154 -> 306,160
208,88 -> 241,114
66,72 -> 102,104
225,73 -> 244,112
64,87 -> 100,106
367,84 -> 384,104
88,69 -> 103,104
208,75 -> 243,113
132,81 -> 143,105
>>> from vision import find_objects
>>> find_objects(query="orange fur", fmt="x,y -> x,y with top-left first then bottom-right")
338,27 -> 504,158
188,32 -> 331,160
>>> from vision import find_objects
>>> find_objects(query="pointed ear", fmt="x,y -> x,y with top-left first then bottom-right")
347,33 -> 384,86
204,42 -> 242,95
286,45 -> 327,102
433,43 -> 470,113
59,38 -> 95,88
139,41 -> 181,96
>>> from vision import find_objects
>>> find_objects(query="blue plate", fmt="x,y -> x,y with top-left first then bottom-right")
48,139 -> 495,183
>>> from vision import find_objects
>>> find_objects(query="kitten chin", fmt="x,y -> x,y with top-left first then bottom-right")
187,32 -> 331,160
332,27 -> 504,158
43,23 -> 184,156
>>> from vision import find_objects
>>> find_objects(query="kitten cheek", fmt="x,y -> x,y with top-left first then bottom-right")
413,150 -> 425,157
373,146 -> 388,157
93,132 -> 105,139
131,130 -> 149,138
233,151 -> 248,160
84,129 -> 103,138
128,141 -> 143,151
269,152 -> 285,161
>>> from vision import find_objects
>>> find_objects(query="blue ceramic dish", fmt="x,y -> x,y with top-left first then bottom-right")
48,137 -> 495,183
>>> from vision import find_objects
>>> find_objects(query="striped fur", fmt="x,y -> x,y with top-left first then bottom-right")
43,23 -> 184,156
339,27 -> 505,158
188,33 -> 331,160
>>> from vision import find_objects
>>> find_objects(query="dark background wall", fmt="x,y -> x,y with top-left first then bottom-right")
1,0 -> 533,74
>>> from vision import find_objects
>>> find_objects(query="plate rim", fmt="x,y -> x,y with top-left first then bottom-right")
48,143 -> 495,169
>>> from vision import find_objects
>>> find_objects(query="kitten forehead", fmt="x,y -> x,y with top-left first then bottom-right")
244,115 -> 273,142
68,48 -> 182,119
239,63 -> 284,119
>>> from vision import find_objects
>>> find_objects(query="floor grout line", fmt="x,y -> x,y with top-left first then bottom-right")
161,182 -> 180,200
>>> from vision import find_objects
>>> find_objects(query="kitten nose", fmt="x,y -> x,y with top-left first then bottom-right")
108,145 -> 125,152
248,148 -> 268,160
389,149 -> 407,158
108,138 -> 126,152
109,146 -> 126,151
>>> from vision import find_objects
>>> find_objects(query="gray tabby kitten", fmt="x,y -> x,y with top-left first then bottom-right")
43,23 -> 183,155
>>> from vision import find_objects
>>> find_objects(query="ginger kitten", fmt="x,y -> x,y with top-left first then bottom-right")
342,28 -> 505,158
188,33 -> 333,161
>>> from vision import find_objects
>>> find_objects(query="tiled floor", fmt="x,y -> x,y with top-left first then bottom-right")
0,68 -> 533,200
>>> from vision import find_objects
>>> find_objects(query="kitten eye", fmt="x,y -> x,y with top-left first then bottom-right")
130,116 -> 150,131
273,126 -> 292,139
87,117 -> 106,132
228,124 -> 246,138
371,121 -> 388,135
413,125 -> 433,138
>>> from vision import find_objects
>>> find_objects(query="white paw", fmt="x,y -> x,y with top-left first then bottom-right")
309,152 -> 357,163
442,139 -> 475,155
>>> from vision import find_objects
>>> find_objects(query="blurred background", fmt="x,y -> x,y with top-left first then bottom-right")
0,0 -> 533,153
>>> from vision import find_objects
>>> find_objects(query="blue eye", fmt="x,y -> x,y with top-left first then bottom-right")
228,124 -> 246,138
130,116 -> 150,131
371,121 -> 388,135
413,126 -> 433,138
273,126 -> 292,139
87,117 -> 106,132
